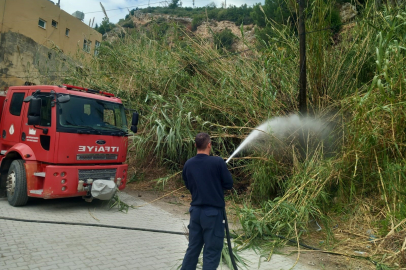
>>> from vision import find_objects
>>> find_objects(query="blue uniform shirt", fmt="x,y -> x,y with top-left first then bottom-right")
182,154 -> 233,208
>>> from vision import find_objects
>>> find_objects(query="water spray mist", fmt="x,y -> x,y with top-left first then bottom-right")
226,114 -> 331,163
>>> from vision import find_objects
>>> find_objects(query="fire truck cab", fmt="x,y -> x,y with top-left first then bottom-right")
0,84 -> 138,206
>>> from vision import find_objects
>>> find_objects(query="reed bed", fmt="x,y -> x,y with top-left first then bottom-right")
35,2 -> 406,267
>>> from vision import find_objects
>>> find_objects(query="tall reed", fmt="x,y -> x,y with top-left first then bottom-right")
37,3 -> 406,266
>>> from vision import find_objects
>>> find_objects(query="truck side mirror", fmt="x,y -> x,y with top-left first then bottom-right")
130,125 -> 138,133
57,95 -> 70,103
130,112 -> 139,133
27,98 -> 42,126
23,96 -> 33,103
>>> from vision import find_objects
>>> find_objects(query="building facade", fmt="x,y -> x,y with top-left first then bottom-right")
0,0 -> 102,89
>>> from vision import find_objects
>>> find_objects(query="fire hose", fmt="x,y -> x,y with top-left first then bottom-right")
134,185 -> 239,269
2,182 -> 376,269
0,215 -> 379,268
0,212 -> 239,270
0,216 -> 185,235
2,183 -> 239,269
224,208 -> 238,270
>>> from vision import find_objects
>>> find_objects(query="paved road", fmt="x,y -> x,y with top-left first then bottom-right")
0,192 -> 313,270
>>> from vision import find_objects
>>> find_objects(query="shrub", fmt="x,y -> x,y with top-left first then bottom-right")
122,20 -> 135,28
191,15 -> 205,31
213,28 -> 236,51
329,8 -> 342,34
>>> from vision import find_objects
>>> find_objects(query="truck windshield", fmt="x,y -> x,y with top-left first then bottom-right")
58,95 -> 127,134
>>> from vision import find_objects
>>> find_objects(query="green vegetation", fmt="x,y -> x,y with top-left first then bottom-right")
107,3 -> 256,33
95,18 -> 116,35
134,4 -> 254,25
44,0 -> 406,268
121,19 -> 135,28
213,28 -> 235,52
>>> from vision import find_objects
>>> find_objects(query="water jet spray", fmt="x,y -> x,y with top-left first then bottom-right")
226,114 -> 331,163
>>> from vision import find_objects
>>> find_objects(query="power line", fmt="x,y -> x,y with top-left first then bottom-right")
0,3 -> 160,24
0,17 -> 357,36
0,1 -> 203,25
82,0 -> 259,15
83,1 -> 197,15
84,2 -> 165,14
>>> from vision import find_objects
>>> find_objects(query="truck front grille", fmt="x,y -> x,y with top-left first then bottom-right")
77,154 -> 118,161
78,169 -> 117,180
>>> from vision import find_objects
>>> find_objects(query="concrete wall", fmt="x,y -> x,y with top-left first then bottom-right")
0,0 -> 102,88
0,31 -> 71,90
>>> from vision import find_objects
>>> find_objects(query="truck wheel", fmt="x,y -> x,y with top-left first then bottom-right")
6,160 -> 28,206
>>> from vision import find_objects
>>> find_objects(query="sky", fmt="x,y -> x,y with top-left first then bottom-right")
59,0 -> 262,25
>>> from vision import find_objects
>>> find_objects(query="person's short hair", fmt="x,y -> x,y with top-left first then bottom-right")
195,133 -> 211,150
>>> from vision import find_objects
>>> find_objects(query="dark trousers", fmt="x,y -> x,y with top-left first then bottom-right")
181,206 -> 225,270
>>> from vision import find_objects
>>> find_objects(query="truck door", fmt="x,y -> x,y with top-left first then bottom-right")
1,91 -> 27,149
21,91 -> 56,162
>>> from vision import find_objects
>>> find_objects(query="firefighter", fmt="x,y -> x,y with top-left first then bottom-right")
180,132 -> 234,270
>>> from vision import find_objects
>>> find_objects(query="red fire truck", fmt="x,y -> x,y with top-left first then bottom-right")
0,84 -> 138,206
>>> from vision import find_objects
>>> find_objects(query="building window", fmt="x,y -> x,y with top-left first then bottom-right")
65,28 -> 70,36
52,20 -> 58,28
94,41 -> 100,56
38,18 -> 46,29
83,39 -> 92,53
9,92 -> 25,116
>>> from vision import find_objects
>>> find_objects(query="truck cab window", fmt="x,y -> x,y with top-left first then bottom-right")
104,109 -> 115,125
39,95 -> 52,127
9,92 -> 25,116
58,95 -> 127,134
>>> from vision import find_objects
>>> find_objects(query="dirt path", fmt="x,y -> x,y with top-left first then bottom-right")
124,185 -> 191,221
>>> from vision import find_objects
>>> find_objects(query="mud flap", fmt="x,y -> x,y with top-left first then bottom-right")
90,180 -> 117,200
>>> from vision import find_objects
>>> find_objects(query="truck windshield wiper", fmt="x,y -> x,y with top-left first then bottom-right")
75,125 -> 101,134
98,125 -> 127,135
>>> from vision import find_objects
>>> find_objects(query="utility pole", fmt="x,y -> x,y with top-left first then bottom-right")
193,0 -> 195,8
298,0 -> 307,114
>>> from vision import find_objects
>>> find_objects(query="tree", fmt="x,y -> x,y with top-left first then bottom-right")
206,2 -> 216,8
96,17 -> 115,35
251,0 -> 293,28
169,0 -> 179,9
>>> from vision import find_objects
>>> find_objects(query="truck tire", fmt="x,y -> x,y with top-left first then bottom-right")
6,160 -> 28,206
